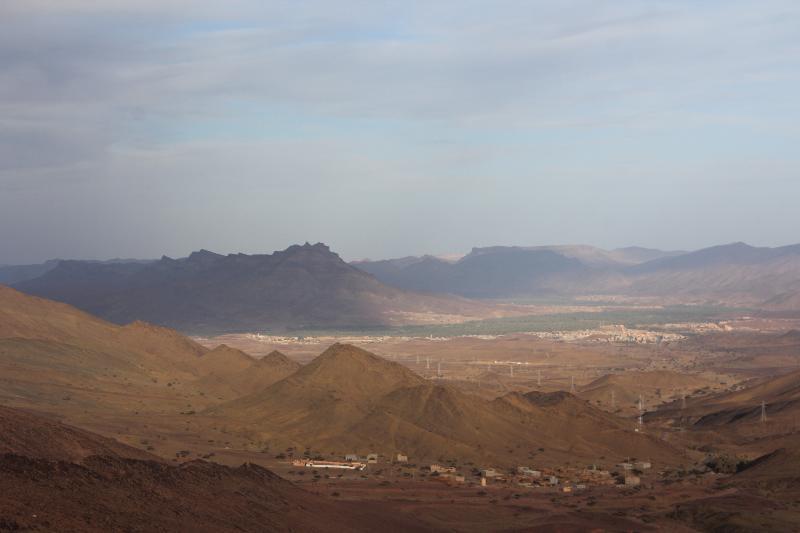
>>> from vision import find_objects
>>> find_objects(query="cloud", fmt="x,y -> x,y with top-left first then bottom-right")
0,1 -> 799,262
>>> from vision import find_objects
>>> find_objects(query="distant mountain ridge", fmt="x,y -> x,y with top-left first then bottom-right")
354,242 -> 800,307
10,241 -> 800,329
13,243 -> 493,333
0,258 -> 154,285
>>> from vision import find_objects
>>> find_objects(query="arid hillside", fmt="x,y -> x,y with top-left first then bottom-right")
0,405 -> 428,533
0,287 -> 680,468
579,370 -> 718,415
210,344 -> 684,466
193,347 -> 301,400
0,285 -> 299,416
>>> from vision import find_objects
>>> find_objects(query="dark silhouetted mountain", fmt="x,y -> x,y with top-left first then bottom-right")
14,243 -> 491,333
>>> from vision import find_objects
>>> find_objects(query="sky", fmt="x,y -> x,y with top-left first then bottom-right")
1,0 -> 799,264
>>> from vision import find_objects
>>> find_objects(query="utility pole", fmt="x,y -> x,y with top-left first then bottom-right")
570,375 -> 576,393
761,401 -> 767,424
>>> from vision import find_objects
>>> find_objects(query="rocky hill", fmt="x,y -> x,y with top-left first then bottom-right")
0,285 -> 298,414
211,344 -> 683,466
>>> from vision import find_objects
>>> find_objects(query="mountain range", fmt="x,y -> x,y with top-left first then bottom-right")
11,243 -> 495,333
6,241 -> 800,336
355,242 -> 800,306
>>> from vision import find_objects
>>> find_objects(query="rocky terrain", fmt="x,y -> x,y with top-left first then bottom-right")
0,406 -> 426,532
3,285 -> 800,531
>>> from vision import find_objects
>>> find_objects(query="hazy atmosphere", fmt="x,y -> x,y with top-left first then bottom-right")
5,3 -> 800,531
2,0 -> 800,263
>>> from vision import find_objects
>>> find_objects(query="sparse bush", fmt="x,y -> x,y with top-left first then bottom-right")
704,454 -> 750,474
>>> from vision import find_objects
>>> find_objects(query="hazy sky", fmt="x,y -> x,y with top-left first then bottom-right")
1,1 -> 799,264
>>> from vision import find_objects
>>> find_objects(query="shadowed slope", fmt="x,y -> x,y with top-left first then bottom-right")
734,448 -> 800,489
0,406 -> 429,533
0,405 -> 157,463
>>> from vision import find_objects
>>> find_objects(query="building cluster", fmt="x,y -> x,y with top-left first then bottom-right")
616,460 -> 651,486
478,460 -> 653,492
504,465 -> 614,491
288,451 -> 652,492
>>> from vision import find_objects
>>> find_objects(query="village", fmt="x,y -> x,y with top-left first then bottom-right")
287,452 -> 653,493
